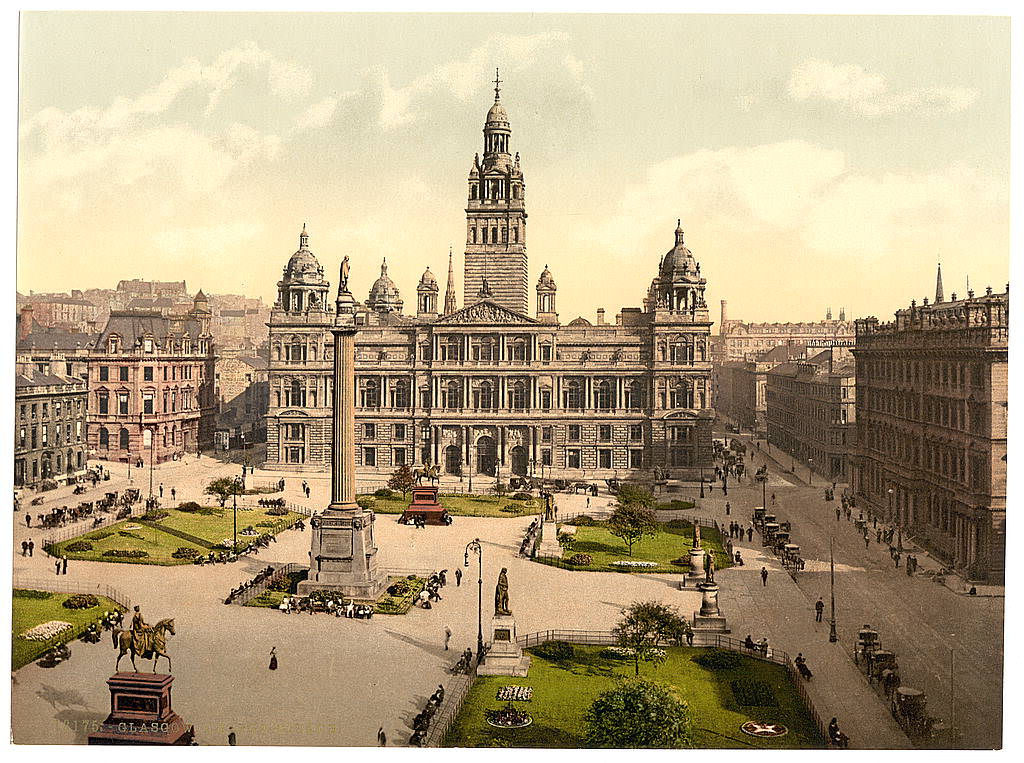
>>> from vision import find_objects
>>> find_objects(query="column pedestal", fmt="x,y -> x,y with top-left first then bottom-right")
537,520 -> 562,558
477,614 -> 531,677
692,582 -> 729,633
87,673 -> 194,745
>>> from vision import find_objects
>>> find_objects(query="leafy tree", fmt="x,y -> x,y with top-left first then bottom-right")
613,601 -> 688,676
387,464 -> 416,499
205,477 -> 242,507
607,502 -> 658,556
557,530 -> 576,553
584,679 -> 692,748
615,484 -> 656,511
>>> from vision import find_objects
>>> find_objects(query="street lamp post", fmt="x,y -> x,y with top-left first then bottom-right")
807,458 -> 814,486
887,487 -> 894,525
464,538 -> 484,664
699,466 -> 705,499
148,430 -> 155,500
829,536 -> 838,642
756,468 -> 768,511
232,476 -> 242,554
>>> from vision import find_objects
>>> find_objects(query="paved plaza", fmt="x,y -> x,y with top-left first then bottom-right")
11,441 -> 1002,748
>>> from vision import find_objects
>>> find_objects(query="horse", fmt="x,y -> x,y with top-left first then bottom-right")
112,618 -> 175,673
414,464 -> 441,486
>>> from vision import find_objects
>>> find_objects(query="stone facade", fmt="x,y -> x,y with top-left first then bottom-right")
718,301 -> 854,361
86,295 -> 217,465
714,344 -> 806,435
850,287 -> 1008,583
14,362 -> 89,487
765,352 -> 856,482
214,350 -> 269,449
265,86 -> 716,480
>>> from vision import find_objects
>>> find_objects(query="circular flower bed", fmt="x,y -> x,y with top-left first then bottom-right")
64,541 -> 93,553
485,702 -> 533,729
62,594 -> 99,609
21,620 -> 73,641
566,553 -> 593,566
610,560 -> 658,568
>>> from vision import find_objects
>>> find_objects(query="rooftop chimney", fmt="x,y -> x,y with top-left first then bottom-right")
18,304 -> 34,341
596,308 -> 606,325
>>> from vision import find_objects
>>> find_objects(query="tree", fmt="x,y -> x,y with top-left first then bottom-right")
613,601 -> 688,676
615,483 -> 656,511
607,502 -> 658,556
205,477 -> 242,507
557,530 -> 576,553
584,679 -> 692,748
387,464 -> 416,499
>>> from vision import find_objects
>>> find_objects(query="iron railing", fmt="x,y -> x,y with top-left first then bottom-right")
423,665 -> 477,747
13,577 -> 134,610
229,562 -> 306,606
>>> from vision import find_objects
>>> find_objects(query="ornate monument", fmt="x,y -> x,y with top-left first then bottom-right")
693,553 -> 729,634
297,259 -> 385,599
681,522 -> 707,587
477,568 -> 531,677
537,493 -> 563,558
89,607 -> 194,745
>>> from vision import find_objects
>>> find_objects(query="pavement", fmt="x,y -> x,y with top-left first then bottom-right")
11,444 -> 1000,748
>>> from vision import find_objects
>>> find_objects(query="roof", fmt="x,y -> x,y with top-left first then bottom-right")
238,355 -> 268,370
15,367 -> 84,389
96,310 -> 208,348
17,326 -> 97,352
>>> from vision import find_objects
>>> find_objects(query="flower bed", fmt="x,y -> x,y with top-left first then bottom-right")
21,620 -> 73,641
484,702 -> 533,729
497,686 -> 534,702
61,594 -> 99,610
609,560 -> 658,568
102,549 -> 149,558
64,541 -> 93,553
566,553 -> 593,566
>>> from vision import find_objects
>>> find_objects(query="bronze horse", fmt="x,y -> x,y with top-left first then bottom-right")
112,618 -> 175,672
414,464 -> 441,486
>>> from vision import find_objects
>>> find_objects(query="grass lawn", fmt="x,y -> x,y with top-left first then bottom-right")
12,590 -> 123,670
244,570 -> 309,608
46,507 -> 304,565
444,645 -> 823,748
360,493 -> 541,518
537,520 -> 732,573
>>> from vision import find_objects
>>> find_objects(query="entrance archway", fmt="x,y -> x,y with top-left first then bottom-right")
510,445 -> 528,477
476,436 -> 497,476
444,445 -> 462,476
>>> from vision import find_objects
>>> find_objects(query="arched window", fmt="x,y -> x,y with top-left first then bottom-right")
563,380 -> 583,409
393,380 -> 410,409
475,380 -> 494,410
118,428 -> 130,450
509,380 -> 526,410
595,380 -> 613,410
625,380 -> 645,410
287,379 -> 307,407
443,337 -> 461,362
107,335 -> 121,353
143,428 -> 152,447
446,380 -> 462,410
471,227 -> 477,243
98,427 -> 109,448
359,380 -> 379,408
670,382 -> 693,409
510,338 -> 526,362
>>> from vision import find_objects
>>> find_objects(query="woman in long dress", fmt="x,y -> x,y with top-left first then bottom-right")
269,646 -> 278,671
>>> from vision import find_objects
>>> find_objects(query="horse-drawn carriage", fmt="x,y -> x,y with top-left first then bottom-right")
762,522 -> 780,546
782,543 -> 801,566
892,686 -> 936,742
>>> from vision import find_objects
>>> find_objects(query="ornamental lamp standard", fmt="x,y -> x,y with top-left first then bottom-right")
699,465 -> 705,499
232,475 -> 243,554
887,487 -> 894,525
829,536 -> 838,643
807,458 -> 814,486
464,538 -> 484,664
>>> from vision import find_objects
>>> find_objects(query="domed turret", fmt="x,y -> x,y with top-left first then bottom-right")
283,224 -> 326,284
275,224 -> 330,314
417,265 -> 439,318
660,219 -> 697,278
368,259 -> 403,314
537,264 -> 558,323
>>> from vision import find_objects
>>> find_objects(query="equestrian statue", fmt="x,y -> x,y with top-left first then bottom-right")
113,605 -> 175,672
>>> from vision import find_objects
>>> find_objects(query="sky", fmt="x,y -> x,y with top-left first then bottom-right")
16,12 -> 1010,325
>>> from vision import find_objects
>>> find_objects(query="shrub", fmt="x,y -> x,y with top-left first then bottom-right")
118,530 -> 144,540
102,549 -> 149,558
64,541 -> 94,553
570,515 -> 597,526
600,646 -> 633,661
142,510 -> 169,521
533,640 -> 575,662
585,679 -> 692,748
566,553 -> 593,566
13,589 -> 53,600
691,648 -> 742,671
512,492 -> 532,501
62,593 -> 99,609
171,547 -> 200,559
88,531 -> 115,541
387,580 -> 413,597
356,496 -> 375,510
665,519 -> 692,530
267,577 -> 293,592
500,503 -> 526,515
178,502 -> 203,512
256,521 -> 276,528
374,488 -> 395,499
265,506 -> 288,516
730,679 -> 778,707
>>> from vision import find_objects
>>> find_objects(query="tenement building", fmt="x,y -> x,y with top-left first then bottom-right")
851,284 -> 1008,583
14,359 -> 89,487
714,344 -> 806,436
764,351 -> 856,482
87,293 -> 217,465
265,82 -> 715,478
717,302 -> 854,361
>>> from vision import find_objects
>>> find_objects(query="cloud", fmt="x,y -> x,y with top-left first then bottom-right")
293,96 -> 341,130
787,58 -> 978,116
152,221 -> 266,259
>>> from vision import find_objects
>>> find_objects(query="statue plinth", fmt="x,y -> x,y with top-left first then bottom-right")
537,520 -> 562,558
87,672 -> 194,745
692,582 -> 729,633
399,485 -> 449,526
686,546 -> 706,581
477,614 -> 531,677
297,508 -> 385,600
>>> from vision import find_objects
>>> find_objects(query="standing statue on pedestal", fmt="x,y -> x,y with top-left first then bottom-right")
692,523 -> 702,549
705,552 -> 715,583
494,567 -> 511,616
544,494 -> 555,521
339,256 -> 350,293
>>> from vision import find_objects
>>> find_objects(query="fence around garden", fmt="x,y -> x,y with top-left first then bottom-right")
229,562 -> 307,606
423,666 -> 477,747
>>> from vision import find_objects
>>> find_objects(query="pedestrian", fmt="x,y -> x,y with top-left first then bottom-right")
62,556 -> 68,575
836,508 -> 841,521
865,535 -> 870,549
439,569 -> 448,586
771,492 -> 776,506
228,727 -> 236,745
21,540 -> 27,556
725,502 -> 731,516
455,568 -> 462,587
378,727 -> 387,746
347,601 -> 355,618
444,626 -> 451,651
269,646 -> 278,671
877,529 -> 882,544
685,626 -> 694,647
55,558 -> 61,576
815,597 -> 824,622
27,540 -> 34,557
894,553 -> 901,569
760,567 -> 768,587
586,496 -> 590,509
159,483 -> 164,498
305,486 -> 310,499
25,513 -> 31,528
747,527 -> 753,543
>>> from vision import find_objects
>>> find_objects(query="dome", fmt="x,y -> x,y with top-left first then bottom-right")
486,100 -> 509,127
567,317 -> 592,327
368,259 -> 403,312
660,219 -> 697,278
537,265 -> 556,290
282,225 -> 324,284
418,267 -> 438,289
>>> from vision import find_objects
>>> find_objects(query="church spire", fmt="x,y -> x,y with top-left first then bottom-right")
935,261 -> 944,304
444,246 -> 458,315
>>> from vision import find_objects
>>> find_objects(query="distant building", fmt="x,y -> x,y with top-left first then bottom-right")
718,300 -> 854,361
714,344 -> 807,435
851,283 -> 1008,583
214,349 -> 269,451
18,291 -> 99,334
86,293 -> 217,465
14,360 -> 89,487
765,351 -> 856,482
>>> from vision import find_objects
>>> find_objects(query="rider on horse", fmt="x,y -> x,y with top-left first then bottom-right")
131,606 -> 154,656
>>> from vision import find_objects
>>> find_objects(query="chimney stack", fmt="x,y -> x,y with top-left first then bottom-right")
596,308 -> 606,325
19,304 -> 34,341
720,300 -> 728,333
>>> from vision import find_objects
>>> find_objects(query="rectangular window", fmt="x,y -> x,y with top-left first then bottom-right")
98,394 -> 108,414
629,449 -> 643,469
119,366 -> 129,382
364,447 -> 377,467
285,446 -> 305,464
394,423 -> 406,440
41,425 -> 48,446
163,367 -> 168,381
540,390 -> 552,409
99,366 -> 109,382
19,405 -> 25,420
364,423 -> 376,439
118,393 -> 129,415
42,403 -> 48,418
599,425 -> 612,442
394,447 -> 407,466
540,345 -> 552,362
143,392 -> 154,415
567,449 -> 581,469
542,448 -> 552,466
541,426 -> 552,443
629,424 -> 643,442
598,449 -> 612,469
144,367 -> 154,381
31,404 -> 37,418
568,424 -> 581,442
19,427 -> 26,448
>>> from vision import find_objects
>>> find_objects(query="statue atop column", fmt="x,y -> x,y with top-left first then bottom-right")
705,552 -> 715,583
339,256 -> 351,293
494,567 -> 511,616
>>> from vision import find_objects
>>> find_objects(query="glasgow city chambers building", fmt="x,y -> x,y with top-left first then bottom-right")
265,82 -> 715,480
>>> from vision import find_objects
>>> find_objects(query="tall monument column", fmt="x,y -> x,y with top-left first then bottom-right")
297,257 -> 385,599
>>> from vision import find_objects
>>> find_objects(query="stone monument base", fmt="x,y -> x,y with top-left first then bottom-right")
87,672 -> 194,745
297,507 -> 386,600
692,582 -> 730,633
399,485 -> 450,526
537,520 -> 563,558
477,614 -> 531,677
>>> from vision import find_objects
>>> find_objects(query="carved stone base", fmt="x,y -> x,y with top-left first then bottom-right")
297,508 -> 386,600
692,582 -> 729,632
537,520 -> 563,558
399,485 -> 450,526
689,546 -> 706,578
477,614 -> 531,677
87,673 -> 194,745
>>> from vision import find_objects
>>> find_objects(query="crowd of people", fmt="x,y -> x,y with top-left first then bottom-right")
224,565 -> 277,604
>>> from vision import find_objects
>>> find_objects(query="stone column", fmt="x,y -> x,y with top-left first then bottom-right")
329,320 -> 357,509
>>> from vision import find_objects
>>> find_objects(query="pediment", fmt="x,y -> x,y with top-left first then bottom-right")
435,299 -> 538,326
